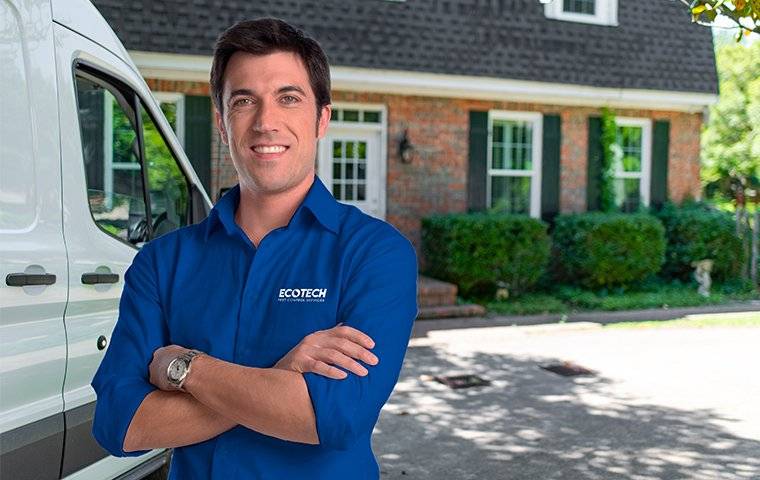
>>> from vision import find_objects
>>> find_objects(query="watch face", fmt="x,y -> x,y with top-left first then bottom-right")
168,359 -> 186,381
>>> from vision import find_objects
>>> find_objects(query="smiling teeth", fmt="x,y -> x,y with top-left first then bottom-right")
254,145 -> 287,154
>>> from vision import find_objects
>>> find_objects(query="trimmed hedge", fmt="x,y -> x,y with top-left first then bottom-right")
421,213 -> 550,297
552,212 -> 666,289
655,203 -> 744,282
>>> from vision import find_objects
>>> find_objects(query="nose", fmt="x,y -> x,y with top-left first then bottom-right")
252,98 -> 278,133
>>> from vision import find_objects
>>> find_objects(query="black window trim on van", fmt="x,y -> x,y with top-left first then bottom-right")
72,60 -> 196,249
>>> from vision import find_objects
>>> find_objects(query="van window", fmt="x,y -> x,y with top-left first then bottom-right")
74,67 -> 193,246
139,102 -> 190,237
75,73 -> 150,246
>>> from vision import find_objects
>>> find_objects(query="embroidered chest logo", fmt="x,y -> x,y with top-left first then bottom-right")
278,288 -> 328,303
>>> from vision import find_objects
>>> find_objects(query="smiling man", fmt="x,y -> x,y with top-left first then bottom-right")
91,18 -> 419,479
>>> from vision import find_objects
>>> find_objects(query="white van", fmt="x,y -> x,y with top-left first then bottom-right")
0,0 -> 212,478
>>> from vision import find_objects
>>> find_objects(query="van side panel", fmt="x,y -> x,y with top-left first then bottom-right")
0,0 -> 67,478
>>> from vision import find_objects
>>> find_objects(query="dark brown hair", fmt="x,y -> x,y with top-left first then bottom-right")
210,18 -> 331,120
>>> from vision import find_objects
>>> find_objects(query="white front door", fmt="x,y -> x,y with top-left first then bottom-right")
318,129 -> 385,219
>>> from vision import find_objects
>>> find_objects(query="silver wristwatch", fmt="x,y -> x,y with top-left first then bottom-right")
166,349 -> 202,390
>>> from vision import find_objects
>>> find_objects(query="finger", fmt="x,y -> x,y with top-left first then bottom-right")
316,348 -> 369,377
332,325 -> 376,350
325,336 -> 379,366
309,360 -> 349,380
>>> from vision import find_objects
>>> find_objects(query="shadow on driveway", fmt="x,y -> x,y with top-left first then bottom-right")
373,345 -> 760,480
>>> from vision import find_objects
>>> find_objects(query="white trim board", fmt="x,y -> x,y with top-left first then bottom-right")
129,51 -> 717,113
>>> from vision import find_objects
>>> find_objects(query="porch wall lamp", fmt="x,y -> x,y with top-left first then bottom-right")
399,129 -> 414,163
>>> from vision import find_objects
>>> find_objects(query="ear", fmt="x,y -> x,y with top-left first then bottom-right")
215,110 -> 229,146
316,104 -> 332,139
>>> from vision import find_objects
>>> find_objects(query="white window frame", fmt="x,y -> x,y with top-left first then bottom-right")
154,92 -> 185,147
486,111 -> 543,219
612,117 -> 652,208
544,0 -> 618,26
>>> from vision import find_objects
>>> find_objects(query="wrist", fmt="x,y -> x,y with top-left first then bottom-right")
180,352 -> 209,393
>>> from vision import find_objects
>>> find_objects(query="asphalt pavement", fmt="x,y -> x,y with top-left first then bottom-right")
373,312 -> 760,480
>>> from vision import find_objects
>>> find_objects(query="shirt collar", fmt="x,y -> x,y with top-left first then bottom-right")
204,175 -> 340,241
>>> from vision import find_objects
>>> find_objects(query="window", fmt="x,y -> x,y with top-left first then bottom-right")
330,107 -> 383,124
611,118 -> 652,212
330,140 -> 367,201
544,0 -> 618,26
74,67 -> 191,247
140,102 -> 191,236
487,112 -> 543,218
154,92 -> 185,146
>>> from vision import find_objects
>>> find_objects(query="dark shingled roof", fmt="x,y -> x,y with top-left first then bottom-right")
91,0 -> 718,95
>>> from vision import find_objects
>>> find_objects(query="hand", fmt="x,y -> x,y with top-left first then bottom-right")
273,324 -> 379,379
149,344 -> 190,391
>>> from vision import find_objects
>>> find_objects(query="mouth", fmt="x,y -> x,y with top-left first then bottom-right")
250,144 -> 289,159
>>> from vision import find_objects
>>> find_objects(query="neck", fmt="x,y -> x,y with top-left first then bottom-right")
234,174 -> 315,247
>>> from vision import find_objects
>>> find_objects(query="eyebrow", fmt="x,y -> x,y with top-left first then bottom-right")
228,85 -> 308,101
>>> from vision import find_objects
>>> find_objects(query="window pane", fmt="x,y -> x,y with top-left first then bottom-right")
357,183 -> 366,200
75,73 -> 148,246
616,126 -> 643,172
333,140 -> 342,158
614,178 -> 641,212
492,120 -> 532,170
141,103 -> 190,238
332,182 -> 342,199
563,0 -> 595,14
330,109 -> 338,121
363,111 -> 381,123
491,176 -> 531,214
159,101 -> 177,132
343,110 -> 359,122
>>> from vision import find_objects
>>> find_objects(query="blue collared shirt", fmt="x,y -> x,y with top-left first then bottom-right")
91,175 -> 418,479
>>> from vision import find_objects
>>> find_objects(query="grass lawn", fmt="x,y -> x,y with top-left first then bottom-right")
604,311 -> 760,329
481,281 -> 760,316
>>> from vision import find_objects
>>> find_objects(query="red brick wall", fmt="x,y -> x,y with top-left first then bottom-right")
143,79 -> 704,254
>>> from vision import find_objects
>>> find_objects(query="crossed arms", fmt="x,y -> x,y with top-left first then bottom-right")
122,325 -> 378,451
91,232 -> 418,455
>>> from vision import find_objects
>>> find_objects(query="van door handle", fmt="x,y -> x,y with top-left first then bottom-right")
81,273 -> 120,285
6,273 -> 57,287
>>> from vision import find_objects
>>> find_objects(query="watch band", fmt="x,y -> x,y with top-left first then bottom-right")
177,349 -> 202,391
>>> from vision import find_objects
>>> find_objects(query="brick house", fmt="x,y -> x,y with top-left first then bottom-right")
93,0 -> 717,258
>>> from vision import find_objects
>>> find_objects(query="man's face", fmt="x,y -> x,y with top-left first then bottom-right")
216,51 -> 331,194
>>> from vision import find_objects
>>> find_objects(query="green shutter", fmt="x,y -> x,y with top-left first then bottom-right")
541,114 -> 561,221
468,111 -> 488,212
650,120 -> 670,208
586,116 -> 603,211
184,95 -> 212,195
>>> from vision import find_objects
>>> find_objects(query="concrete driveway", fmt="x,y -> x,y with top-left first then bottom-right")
372,314 -> 760,480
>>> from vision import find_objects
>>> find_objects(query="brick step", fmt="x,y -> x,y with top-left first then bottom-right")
417,275 -> 458,308
417,303 -> 487,320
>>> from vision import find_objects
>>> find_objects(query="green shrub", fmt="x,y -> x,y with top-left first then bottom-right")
655,202 -> 744,282
552,212 -> 666,289
421,213 -> 550,297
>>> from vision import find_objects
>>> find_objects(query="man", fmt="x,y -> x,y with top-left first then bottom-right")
91,18 -> 418,479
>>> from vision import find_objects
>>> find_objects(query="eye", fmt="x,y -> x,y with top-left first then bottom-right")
232,97 -> 253,107
281,95 -> 300,105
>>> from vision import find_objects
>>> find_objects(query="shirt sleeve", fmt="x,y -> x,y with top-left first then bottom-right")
91,242 -> 168,457
302,227 -> 418,451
